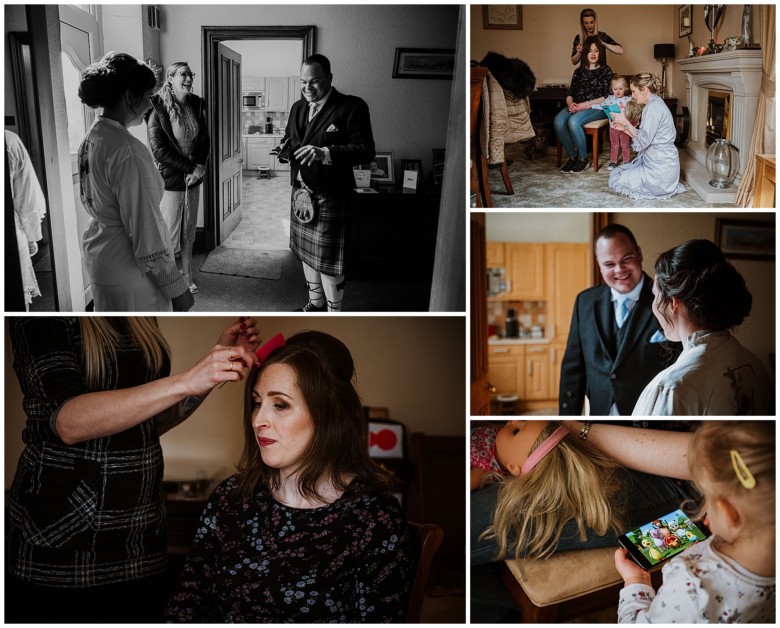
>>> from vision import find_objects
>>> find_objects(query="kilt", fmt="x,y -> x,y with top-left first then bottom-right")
289,184 -> 348,276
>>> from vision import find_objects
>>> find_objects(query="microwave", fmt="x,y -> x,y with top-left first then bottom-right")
242,93 -> 264,108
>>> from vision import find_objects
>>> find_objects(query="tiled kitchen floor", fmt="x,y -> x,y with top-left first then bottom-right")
222,172 -> 291,250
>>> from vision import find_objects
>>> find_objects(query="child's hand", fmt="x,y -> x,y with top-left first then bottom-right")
614,548 -> 653,587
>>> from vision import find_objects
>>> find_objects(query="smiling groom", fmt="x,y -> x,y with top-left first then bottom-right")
277,53 -> 375,312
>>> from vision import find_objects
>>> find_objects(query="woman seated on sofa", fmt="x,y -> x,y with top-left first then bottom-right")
554,36 -> 612,173
608,73 -> 686,200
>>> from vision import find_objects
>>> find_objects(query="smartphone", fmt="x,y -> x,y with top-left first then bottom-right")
617,508 -> 711,570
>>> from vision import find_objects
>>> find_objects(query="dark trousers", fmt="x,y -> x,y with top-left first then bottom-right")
5,570 -> 168,623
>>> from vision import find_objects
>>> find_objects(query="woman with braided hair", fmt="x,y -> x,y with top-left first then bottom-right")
633,239 -> 770,415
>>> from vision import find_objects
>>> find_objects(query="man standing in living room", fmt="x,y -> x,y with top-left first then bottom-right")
275,53 -> 375,312
559,224 -> 681,415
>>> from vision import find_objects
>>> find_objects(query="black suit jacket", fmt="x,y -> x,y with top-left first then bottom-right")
559,273 -> 681,415
282,88 -> 375,194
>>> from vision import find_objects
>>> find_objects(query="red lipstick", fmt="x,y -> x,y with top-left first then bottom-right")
257,437 -> 276,447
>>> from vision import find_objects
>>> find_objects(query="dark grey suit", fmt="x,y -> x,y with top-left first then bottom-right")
559,273 -> 681,415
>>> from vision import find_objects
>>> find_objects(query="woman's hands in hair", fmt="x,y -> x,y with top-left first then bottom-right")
217,317 -> 261,352
180,343 -> 258,397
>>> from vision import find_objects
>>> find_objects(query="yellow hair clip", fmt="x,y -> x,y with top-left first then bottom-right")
730,449 -> 756,489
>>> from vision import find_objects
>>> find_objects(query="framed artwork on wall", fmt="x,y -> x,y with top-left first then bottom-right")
679,5 -> 693,38
715,218 -> 774,261
483,5 -> 523,30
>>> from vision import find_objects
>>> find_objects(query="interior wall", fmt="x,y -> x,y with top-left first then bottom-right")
471,4 -> 762,108
159,4 -> 459,177
614,211 -> 775,376
5,316 -> 465,488
223,39 -> 303,77
485,213 -> 590,243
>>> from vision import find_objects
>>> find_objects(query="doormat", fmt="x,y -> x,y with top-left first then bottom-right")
199,247 -> 283,280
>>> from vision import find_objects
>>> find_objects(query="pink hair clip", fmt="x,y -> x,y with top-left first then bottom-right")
255,333 -> 286,365
520,425 -> 569,475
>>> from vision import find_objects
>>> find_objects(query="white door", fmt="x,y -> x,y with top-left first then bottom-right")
217,43 -> 243,242
59,5 -> 102,306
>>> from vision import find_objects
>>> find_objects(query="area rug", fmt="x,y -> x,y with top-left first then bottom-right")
199,247 -> 283,280
483,142 -> 736,209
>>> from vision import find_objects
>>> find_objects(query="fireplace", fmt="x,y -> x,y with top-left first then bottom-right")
705,90 -> 731,146
678,50 -> 762,201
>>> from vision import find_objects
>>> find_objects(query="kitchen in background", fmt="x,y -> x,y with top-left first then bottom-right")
484,213 -> 592,415
224,39 -> 303,177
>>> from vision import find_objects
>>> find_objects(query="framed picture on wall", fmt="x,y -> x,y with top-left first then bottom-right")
715,218 -> 775,260
483,5 -> 523,30
679,5 -> 693,38
392,48 -> 455,79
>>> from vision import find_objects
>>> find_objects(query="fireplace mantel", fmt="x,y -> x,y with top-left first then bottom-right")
678,50 -> 762,195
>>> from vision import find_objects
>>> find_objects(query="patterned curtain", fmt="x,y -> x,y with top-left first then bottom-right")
736,5 -> 776,207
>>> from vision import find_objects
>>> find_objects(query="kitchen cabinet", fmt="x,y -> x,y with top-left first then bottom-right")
545,243 -> 591,341
265,77 -> 288,111
486,242 -> 504,267
487,345 -> 525,399
524,345 -> 549,400
288,75 -> 300,109
505,243 -> 544,299
246,136 -> 276,170
243,76 -> 266,91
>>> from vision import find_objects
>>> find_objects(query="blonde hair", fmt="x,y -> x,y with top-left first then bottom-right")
481,422 -> 623,560
624,99 -> 646,125
158,61 -> 190,123
631,72 -> 662,95
687,421 -> 775,529
79,318 -> 169,391
579,8 -> 598,52
611,75 -> 628,90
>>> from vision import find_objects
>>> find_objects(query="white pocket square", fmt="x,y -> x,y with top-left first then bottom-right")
326,124 -> 338,132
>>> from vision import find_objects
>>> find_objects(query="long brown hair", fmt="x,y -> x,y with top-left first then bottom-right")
79,317 -> 169,390
579,8 -> 598,52
235,331 -> 392,501
580,35 -> 606,71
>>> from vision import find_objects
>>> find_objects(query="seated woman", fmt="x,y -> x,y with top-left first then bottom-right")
633,239 -> 770,415
555,36 -> 612,173
608,73 -> 685,200
164,331 -> 412,622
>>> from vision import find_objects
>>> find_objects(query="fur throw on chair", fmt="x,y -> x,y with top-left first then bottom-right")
479,52 -> 536,99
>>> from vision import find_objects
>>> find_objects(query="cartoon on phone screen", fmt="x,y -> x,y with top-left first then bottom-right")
623,509 -> 707,566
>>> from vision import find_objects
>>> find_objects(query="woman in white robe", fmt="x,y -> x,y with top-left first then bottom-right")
608,73 -> 685,200
633,239 -> 770,416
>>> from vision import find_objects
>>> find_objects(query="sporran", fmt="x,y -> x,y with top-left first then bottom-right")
292,187 -> 316,224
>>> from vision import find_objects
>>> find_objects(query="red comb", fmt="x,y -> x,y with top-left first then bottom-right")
255,333 -> 286,365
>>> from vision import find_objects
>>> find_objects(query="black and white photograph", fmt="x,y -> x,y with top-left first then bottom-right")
5,4 -> 465,313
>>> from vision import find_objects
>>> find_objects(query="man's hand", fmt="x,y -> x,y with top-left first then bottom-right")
294,145 -> 325,166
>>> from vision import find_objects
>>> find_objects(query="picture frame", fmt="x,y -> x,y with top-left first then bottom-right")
483,5 -> 523,30
392,48 -> 455,80
679,5 -> 693,38
361,152 -> 394,183
401,159 -> 423,180
715,219 -> 775,261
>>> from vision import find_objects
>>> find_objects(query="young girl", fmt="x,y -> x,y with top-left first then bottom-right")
615,421 -> 775,623
479,421 -> 623,559
592,75 -> 632,170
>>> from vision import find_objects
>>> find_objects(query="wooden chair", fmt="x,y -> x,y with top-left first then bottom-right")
406,521 -> 445,623
556,118 -> 610,172
500,546 -> 663,623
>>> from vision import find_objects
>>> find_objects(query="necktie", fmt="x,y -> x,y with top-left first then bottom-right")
616,296 -> 630,328
308,102 -> 320,121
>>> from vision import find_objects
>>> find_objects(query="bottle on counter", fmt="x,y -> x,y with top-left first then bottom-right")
505,309 -> 519,338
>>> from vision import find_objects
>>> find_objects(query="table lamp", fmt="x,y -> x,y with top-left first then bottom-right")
654,43 -> 676,98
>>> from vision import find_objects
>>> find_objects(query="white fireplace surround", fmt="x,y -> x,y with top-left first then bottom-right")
678,50 -> 763,182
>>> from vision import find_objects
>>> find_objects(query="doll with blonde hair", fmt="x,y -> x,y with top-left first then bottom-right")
615,421 -> 775,622
480,421 -> 624,560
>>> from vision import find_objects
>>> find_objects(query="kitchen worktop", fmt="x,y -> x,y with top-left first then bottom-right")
489,336 -> 551,345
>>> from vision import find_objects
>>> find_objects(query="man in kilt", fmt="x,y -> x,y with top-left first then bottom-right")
276,53 -> 375,312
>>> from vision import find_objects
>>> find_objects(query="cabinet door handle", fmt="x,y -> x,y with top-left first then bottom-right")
527,361 -> 532,376
528,347 -> 544,353
506,278 -> 512,293
550,347 -> 556,363
492,348 -> 509,354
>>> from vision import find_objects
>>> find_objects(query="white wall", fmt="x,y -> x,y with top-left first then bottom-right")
485,213 -> 591,243
158,4 -> 459,176
223,40 -> 303,78
5,316 -> 465,488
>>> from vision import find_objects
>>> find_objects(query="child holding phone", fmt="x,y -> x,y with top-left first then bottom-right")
614,421 -> 775,623
592,75 -> 632,170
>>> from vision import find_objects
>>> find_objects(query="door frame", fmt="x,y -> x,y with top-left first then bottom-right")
201,25 -> 316,250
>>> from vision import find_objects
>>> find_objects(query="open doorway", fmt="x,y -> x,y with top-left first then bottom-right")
201,26 -> 314,251
219,38 -> 303,252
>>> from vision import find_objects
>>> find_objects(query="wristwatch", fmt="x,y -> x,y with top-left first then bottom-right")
579,421 -> 593,441
624,124 -> 629,132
